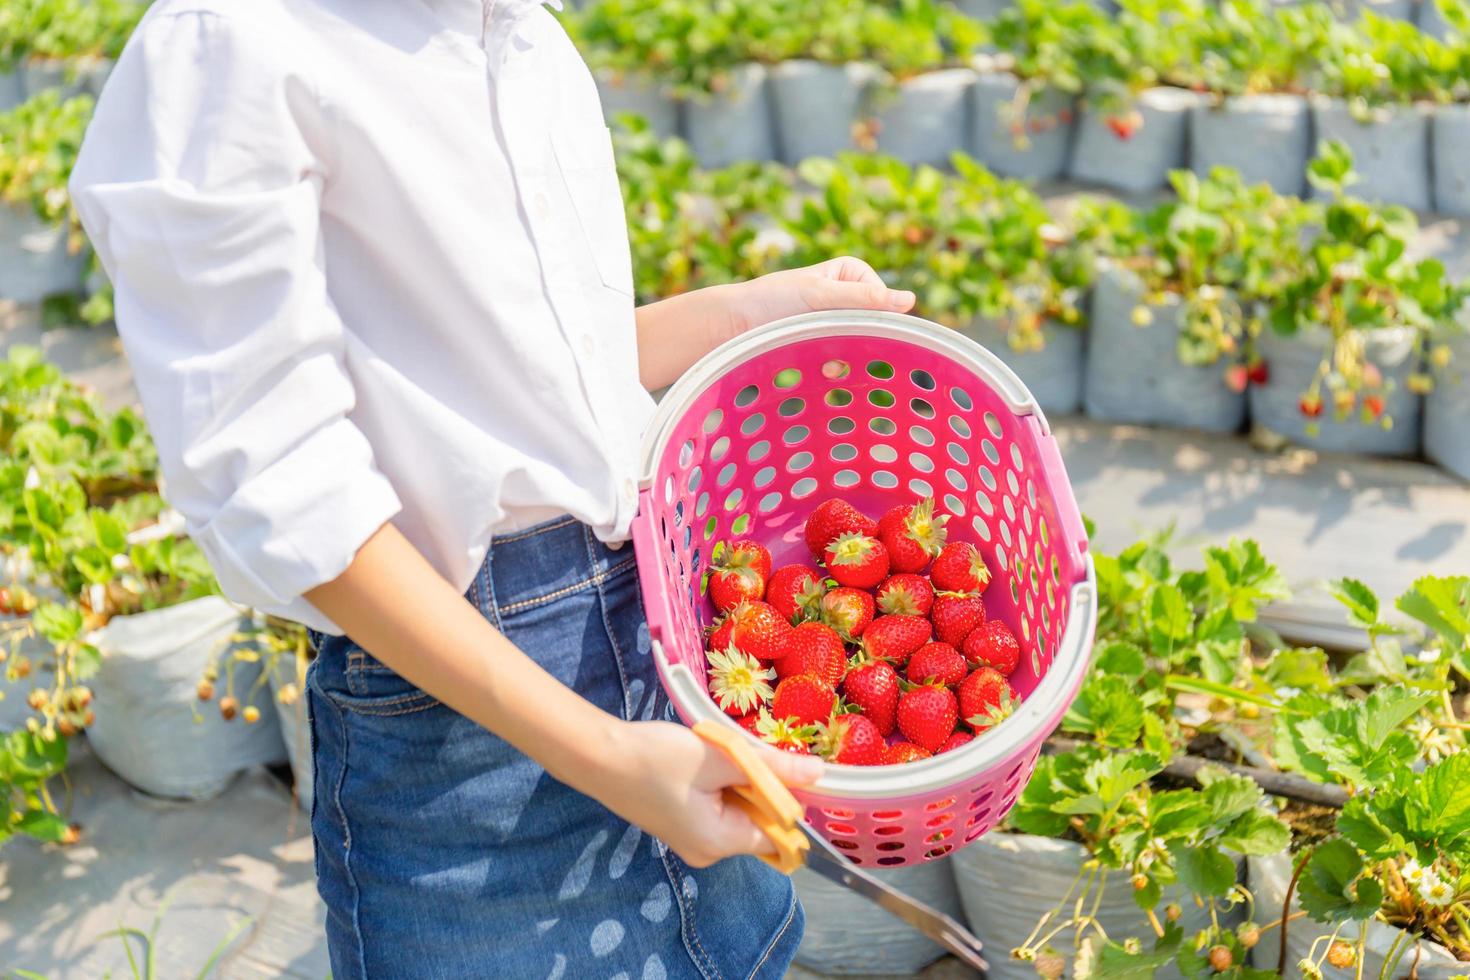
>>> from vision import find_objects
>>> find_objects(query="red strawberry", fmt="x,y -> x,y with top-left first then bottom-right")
805,498 -> 878,557
706,647 -> 776,716
897,683 -> 959,753
723,539 -> 772,581
708,564 -> 763,613
730,601 -> 794,662
930,542 -> 992,595
1299,393 -> 1323,418
736,711 -> 762,735
884,741 -> 933,764
843,658 -> 900,735
907,642 -> 967,687
1247,359 -> 1269,385
876,573 -> 934,617
1363,394 -> 1385,420
820,587 -> 875,639
959,667 -> 1017,733
930,592 -> 987,648
772,675 -> 836,727
817,714 -> 886,765
1105,109 -> 1142,140
1225,364 -> 1249,394
707,613 -> 736,654
861,615 -> 933,666
876,498 -> 949,573
823,532 -> 890,589
937,731 -> 974,754
756,711 -> 818,754
766,564 -> 826,623
776,621 -> 846,689
962,620 -> 1021,676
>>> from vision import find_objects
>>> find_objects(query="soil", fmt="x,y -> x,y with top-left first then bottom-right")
1279,800 -> 1340,849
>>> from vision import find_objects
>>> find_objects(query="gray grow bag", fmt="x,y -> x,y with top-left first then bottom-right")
684,63 -> 776,167
953,835 -> 1244,980
874,68 -> 978,167
1084,265 -> 1247,432
1310,98 -> 1432,211
0,205 -> 86,303
1190,93 -> 1311,196
20,59 -> 86,99
1070,87 -> 1207,196
1250,325 -> 1423,456
594,70 -> 681,139
959,316 -> 1086,415
1426,329 -> 1470,480
1338,0 -> 1416,19
792,860 -> 963,976
0,70 -> 24,111
269,655 -> 314,812
1432,103 -> 1470,217
769,60 -> 878,164
969,72 -> 1076,181
1418,0 -> 1457,38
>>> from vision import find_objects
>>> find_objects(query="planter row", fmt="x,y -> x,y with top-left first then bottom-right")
597,63 -> 1470,215
0,58 -> 111,113
960,266 -> 1469,476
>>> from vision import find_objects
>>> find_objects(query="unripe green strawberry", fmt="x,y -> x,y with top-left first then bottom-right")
772,675 -> 836,727
876,573 -> 934,617
896,683 -> 958,753
805,498 -> 878,557
823,532 -> 890,589
930,541 -> 992,595
907,641 -> 966,687
962,620 -> 1021,676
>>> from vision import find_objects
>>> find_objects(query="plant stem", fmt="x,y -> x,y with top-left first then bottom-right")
1281,848 -> 1315,975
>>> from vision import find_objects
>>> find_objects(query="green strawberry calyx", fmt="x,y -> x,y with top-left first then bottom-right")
904,498 -> 949,556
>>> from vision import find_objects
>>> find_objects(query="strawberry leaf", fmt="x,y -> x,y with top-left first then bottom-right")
1298,840 -> 1383,924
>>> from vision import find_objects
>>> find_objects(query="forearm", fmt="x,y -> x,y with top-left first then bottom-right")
303,522 -> 625,792
635,284 -> 743,391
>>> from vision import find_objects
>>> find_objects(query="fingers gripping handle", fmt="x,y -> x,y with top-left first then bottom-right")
693,721 -> 809,875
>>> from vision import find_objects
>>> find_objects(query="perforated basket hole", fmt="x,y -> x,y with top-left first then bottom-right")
910,425 -> 935,447
950,386 -> 973,411
866,359 -> 895,380
928,828 -> 955,843
724,488 -> 744,511
664,475 -> 676,505
868,389 -> 895,409
778,397 -> 806,418
731,513 -> 751,535
831,838 -> 859,850
825,388 -> 853,408
754,466 -> 777,488
792,477 -> 818,498
947,443 -> 969,465
999,521 -> 1012,549
834,469 -> 860,488
1003,495 -> 1016,522
1010,443 -> 1025,472
828,416 -> 855,435
911,397 -> 936,419
747,440 -> 771,463
871,810 -> 904,821
877,841 -> 906,852
831,443 -> 858,463
924,797 -> 957,813
703,408 -> 724,434
984,411 -> 1003,438
710,436 -> 731,462
944,494 -> 965,516
703,515 -> 716,540
873,471 -> 899,489
979,466 -> 997,493
949,414 -> 972,439
945,468 -> 968,493
758,492 -> 781,514
874,824 -> 905,837
981,439 -> 1000,466
909,452 -> 935,474
878,856 -> 907,866
679,439 -> 696,467
783,424 -> 810,446
1007,469 -> 1021,497
822,808 -> 856,820
822,359 -> 850,380
972,516 -> 992,542
910,478 -> 933,497
925,813 -> 954,828
870,416 -> 897,436
827,822 -> 857,836
740,412 -> 766,436
717,463 -> 736,487
871,444 -> 898,464
774,368 -> 802,389
975,491 -> 994,516
687,466 -> 703,493
910,368 -> 936,390
925,845 -> 954,859
787,451 -> 814,473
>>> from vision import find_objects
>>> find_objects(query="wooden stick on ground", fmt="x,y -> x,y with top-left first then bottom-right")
1043,737 -> 1351,809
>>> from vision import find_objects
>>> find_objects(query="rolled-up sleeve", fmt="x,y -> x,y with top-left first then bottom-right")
70,9 -> 401,632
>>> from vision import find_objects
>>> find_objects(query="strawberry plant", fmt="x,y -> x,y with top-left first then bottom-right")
0,90 -> 93,238
6,0 -> 145,65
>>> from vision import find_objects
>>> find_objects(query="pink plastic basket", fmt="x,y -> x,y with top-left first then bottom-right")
632,310 -> 1097,867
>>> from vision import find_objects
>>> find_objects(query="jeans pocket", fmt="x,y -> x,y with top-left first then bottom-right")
322,647 -> 444,716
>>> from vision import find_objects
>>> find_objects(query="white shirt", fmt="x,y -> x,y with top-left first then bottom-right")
70,0 -> 655,634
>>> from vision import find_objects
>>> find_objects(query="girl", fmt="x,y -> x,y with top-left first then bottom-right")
70,1 -> 916,977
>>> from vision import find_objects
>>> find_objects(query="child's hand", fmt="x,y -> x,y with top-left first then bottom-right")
721,256 -> 917,338
598,720 -> 823,868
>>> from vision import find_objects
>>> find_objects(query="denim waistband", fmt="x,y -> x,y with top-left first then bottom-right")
470,515 -> 636,624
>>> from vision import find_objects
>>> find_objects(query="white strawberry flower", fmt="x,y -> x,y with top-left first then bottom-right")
1418,875 -> 1454,907
1401,858 -> 1426,885
706,646 -> 775,716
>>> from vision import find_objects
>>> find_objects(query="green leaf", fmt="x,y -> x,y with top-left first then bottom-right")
1217,809 -> 1292,857
1148,584 -> 1192,652
1170,842 -> 1237,898
1063,675 -> 1146,748
1261,647 -> 1334,693
15,808 -> 69,842
1396,575 -> 1470,669
1330,578 -> 1380,629
73,644 -> 102,681
31,602 -> 84,645
1095,641 -> 1148,679
1298,839 -> 1383,923
1094,939 -> 1177,980
4,730 -> 68,779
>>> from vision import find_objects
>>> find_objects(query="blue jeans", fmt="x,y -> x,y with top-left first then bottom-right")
305,516 -> 803,979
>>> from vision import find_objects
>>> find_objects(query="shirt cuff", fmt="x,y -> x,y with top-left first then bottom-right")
188,419 -> 402,635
